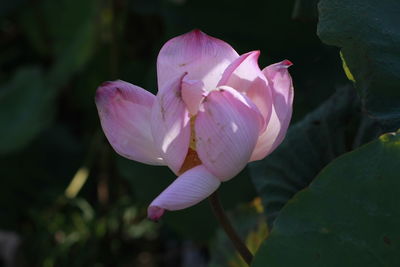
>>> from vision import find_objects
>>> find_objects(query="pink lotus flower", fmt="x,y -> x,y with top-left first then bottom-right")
95,30 -> 293,221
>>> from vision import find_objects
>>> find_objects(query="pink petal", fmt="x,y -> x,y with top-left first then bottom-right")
195,86 -> 263,181
157,30 -> 239,93
218,51 -> 261,92
218,51 -> 273,124
181,78 -> 206,116
147,165 -> 220,221
95,80 -> 164,165
250,60 -> 294,161
264,60 -> 293,118
151,74 -> 191,174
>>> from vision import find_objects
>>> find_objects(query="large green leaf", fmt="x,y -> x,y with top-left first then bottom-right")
249,87 -> 381,228
317,0 -> 400,122
252,130 -> 400,266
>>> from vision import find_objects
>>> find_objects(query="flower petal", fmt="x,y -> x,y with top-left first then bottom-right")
218,51 -> 261,93
151,74 -> 191,174
218,51 -> 273,124
195,86 -> 263,181
95,80 -> 164,165
181,77 -> 206,116
250,60 -> 294,161
157,30 -> 239,93
148,165 -> 220,221
264,60 -> 293,119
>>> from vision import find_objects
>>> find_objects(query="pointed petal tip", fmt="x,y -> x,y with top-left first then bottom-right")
281,59 -> 293,68
191,28 -> 204,35
239,50 -> 261,61
243,50 -> 261,61
251,50 -> 261,57
147,206 -> 165,221
180,29 -> 208,41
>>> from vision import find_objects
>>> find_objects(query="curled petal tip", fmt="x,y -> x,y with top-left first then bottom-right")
95,81 -> 115,103
281,59 -> 293,67
95,80 -> 128,103
147,206 -> 165,221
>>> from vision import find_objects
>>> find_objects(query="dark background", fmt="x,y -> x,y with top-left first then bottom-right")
0,0 -> 347,266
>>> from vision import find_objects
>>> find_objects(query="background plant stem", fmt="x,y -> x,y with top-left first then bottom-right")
209,191 -> 253,266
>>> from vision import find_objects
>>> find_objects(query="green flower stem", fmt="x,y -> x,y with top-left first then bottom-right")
209,191 -> 253,265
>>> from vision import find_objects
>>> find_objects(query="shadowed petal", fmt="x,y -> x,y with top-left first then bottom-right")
157,30 -> 239,93
148,165 -> 220,221
195,86 -> 263,181
250,60 -> 294,161
151,75 -> 191,174
95,80 -> 164,165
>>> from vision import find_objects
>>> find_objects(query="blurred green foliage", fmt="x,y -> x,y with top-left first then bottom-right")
1,0 -> 397,266
318,0 -> 400,124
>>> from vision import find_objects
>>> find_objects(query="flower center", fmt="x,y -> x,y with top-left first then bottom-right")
189,116 -> 197,150
178,116 -> 202,174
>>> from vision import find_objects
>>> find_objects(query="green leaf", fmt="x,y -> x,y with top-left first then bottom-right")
249,87 -> 381,228
252,130 -> 400,266
317,0 -> 400,122
0,67 -> 55,154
